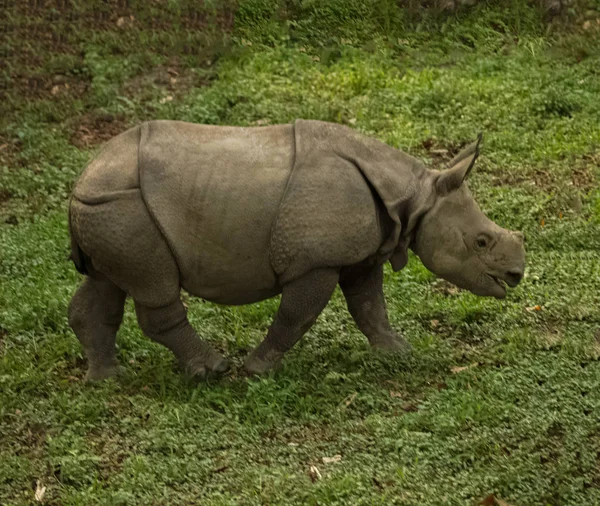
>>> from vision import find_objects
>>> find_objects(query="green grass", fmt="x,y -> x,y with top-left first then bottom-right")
1,1 -> 600,505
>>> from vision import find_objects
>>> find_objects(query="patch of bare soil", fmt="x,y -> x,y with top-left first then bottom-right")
490,168 -> 560,190
70,113 -> 130,148
5,418 -> 48,460
532,169 -> 559,189
123,63 -> 203,101
0,190 -> 12,205
87,431 -> 137,480
429,278 -> 461,296
571,155 -> 598,189
12,72 -> 90,101
12,0 -> 236,32
420,137 -> 465,165
0,135 -> 21,166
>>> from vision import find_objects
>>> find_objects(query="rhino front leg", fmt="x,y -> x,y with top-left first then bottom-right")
244,268 -> 340,375
135,299 -> 230,379
68,276 -> 127,381
339,263 -> 411,354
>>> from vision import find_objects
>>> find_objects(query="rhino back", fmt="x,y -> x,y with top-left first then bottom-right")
72,125 -> 141,203
140,120 -> 294,304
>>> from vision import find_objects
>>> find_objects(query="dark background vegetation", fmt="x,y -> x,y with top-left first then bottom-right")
1,1 -> 600,504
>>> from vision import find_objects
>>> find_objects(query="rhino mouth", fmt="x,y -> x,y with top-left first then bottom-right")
489,274 -> 507,296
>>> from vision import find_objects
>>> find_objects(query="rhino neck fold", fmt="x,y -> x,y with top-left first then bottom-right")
401,167 -> 437,242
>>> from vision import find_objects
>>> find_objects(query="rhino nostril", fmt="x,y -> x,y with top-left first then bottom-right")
505,269 -> 523,287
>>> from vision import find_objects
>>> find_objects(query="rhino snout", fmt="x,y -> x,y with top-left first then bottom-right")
512,231 -> 525,244
503,268 -> 524,287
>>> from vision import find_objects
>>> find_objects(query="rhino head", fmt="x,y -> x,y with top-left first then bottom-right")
411,136 -> 526,299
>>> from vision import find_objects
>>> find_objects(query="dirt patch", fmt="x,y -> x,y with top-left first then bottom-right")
490,168 -> 559,190
490,173 -> 527,187
571,166 -> 596,189
6,419 -> 48,459
87,432 -> 136,480
429,278 -> 461,296
420,137 -> 464,165
0,135 -> 22,167
532,169 -> 558,189
70,113 -> 130,148
123,63 -> 205,101
10,1 -> 236,35
0,190 -> 13,205
11,72 -> 90,101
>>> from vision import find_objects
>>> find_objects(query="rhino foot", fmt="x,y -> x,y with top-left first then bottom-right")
85,364 -> 125,382
370,335 -> 412,355
244,347 -> 284,376
183,354 -> 230,380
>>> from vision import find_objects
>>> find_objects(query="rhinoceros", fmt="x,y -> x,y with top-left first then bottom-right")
68,119 -> 525,381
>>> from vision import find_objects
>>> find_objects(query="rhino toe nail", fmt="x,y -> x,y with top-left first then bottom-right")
372,337 -> 412,355
84,364 -> 122,382
244,351 -> 279,376
212,357 -> 230,374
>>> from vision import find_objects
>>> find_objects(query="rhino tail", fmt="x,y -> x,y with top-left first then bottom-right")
68,205 -> 89,276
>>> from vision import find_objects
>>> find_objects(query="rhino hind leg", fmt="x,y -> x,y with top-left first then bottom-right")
244,268 -> 340,375
70,192 -> 228,379
68,276 -> 127,381
339,263 -> 411,354
135,299 -> 229,379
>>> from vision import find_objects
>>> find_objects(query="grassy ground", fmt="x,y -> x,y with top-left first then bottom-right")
1,1 -> 600,504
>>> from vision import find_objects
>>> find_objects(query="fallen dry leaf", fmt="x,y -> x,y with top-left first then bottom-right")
116,15 -> 135,28
308,465 -> 322,482
344,392 -> 357,407
477,494 -> 515,506
526,305 -> 542,312
401,401 -> 418,412
322,454 -> 342,464
34,480 -> 46,502
450,363 -> 477,374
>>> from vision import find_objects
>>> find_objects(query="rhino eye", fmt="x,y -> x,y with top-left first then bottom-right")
476,235 -> 489,249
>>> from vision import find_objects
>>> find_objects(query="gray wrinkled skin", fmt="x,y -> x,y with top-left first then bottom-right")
67,119 -> 525,381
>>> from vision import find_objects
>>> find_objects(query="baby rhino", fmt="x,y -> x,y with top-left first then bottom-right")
68,119 -> 525,381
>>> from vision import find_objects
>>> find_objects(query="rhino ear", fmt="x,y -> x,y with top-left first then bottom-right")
436,133 -> 482,196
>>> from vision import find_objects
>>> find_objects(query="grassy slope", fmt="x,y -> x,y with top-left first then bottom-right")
1,1 -> 600,504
